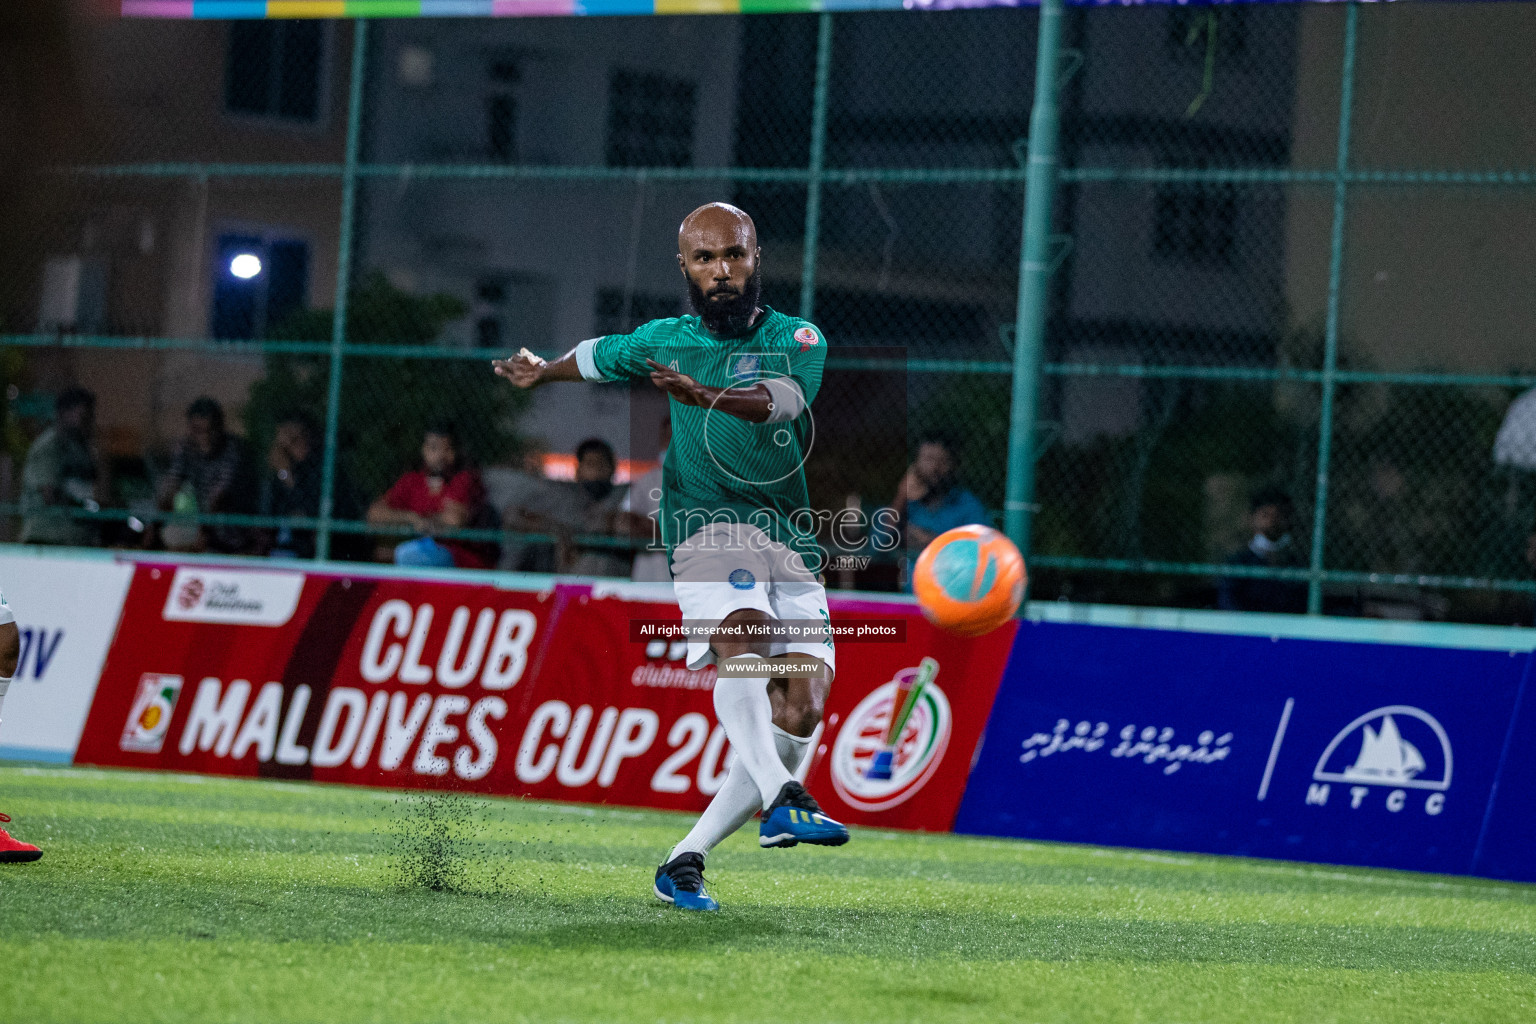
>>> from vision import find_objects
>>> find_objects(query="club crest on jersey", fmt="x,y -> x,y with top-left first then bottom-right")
794,326 -> 820,352
728,569 -> 756,590
731,354 -> 761,380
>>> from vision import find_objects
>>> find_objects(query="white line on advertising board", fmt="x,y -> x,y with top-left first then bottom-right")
1256,696 -> 1295,802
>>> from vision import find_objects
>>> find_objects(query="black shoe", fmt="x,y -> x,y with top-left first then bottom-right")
653,852 -> 719,911
760,781 -> 850,848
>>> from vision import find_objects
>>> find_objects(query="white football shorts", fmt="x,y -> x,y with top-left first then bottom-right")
0,586 -> 12,627
670,521 -> 834,676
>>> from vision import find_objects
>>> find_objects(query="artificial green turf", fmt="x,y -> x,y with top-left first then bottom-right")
2,765 -> 1535,1023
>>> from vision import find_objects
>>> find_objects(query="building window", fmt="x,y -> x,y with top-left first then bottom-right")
486,95 -> 516,161
476,317 -> 503,349
225,22 -> 326,123
211,233 -> 309,340
1165,8 -> 1248,67
605,70 -> 696,168
1153,181 -> 1237,267
486,59 -> 519,162
593,288 -> 681,337
468,274 -> 554,353
474,277 -> 507,350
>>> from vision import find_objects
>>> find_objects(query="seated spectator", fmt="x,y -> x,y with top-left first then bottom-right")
258,412 -> 360,560
156,397 -> 259,554
502,438 -> 629,577
1217,487 -> 1308,614
20,387 -> 106,547
495,440 -> 564,574
888,433 -> 989,549
561,437 -> 631,577
617,415 -> 671,583
367,421 -> 496,569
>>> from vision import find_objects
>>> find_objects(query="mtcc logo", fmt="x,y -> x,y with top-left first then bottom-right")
830,660 -> 951,812
1306,705 -> 1452,816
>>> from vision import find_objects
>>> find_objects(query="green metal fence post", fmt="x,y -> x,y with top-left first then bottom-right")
799,12 -> 833,321
1003,0 -> 1065,559
1307,3 -> 1358,614
316,19 -> 369,562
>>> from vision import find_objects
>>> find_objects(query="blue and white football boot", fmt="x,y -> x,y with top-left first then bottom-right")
653,852 -> 720,912
760,781 -> 850,848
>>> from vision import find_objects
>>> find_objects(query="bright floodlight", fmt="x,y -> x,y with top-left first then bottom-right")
229,253 -> 262,279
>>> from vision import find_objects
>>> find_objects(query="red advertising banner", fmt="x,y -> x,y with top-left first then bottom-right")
76,562 -> 1016,831
803,595 -> 1015,832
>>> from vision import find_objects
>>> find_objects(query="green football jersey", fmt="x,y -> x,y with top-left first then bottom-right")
579,306 -> 827,566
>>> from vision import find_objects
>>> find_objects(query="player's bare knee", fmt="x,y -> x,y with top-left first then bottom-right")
778,706 -> 821,738
773,672 -> 826,737
0,621 -> 19,678
794,695 -> 827,736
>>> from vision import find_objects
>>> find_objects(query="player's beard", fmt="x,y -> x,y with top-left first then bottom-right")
687,269 -> 762,338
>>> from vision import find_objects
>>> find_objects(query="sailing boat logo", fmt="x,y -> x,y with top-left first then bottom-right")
1312,705 -> 1452,792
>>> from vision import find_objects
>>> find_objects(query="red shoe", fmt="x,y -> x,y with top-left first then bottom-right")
0,813 -> 42,863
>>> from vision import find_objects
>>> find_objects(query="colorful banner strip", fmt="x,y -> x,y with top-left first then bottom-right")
119,0 -> 1368,18
117,0 -> 915,16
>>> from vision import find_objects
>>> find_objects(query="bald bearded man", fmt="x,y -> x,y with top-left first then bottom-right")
493,203 -> 847,912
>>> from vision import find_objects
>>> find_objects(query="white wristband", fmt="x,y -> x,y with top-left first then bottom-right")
762,377 -> 806,423
574,338 -> 607,382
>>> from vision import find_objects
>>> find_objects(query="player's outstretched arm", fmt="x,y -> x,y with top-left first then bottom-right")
644,358 -> 778,424
491,347 -> 583,389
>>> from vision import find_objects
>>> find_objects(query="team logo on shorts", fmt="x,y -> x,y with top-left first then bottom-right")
728,569 -> 756,590
830,658 -> 952,812
120,674 -> 185,754
794,326 -> 819,351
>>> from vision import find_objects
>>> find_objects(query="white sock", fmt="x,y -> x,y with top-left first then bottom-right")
711,655 -> 794,808
668,760 -> 759,861
772,724 -> 813,777
668,722 -> 814,862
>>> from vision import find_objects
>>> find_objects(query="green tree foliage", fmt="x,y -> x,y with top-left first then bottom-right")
246,273 -> 527,505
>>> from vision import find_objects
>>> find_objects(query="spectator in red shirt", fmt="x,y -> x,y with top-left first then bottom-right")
367,422 -> 496,569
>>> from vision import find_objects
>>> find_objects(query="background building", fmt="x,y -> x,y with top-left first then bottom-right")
3,3 -> 1533,617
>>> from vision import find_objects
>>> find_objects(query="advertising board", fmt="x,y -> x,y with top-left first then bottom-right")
74,563 -> 1014,832
0,551 -> 133,762
956,616 -> 1536,878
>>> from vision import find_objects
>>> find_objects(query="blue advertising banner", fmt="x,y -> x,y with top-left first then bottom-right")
954,613 -> 1536,880
1468,653 -> 1536,881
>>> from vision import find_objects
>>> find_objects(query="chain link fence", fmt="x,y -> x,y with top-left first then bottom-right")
2,4 -> 1535,623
